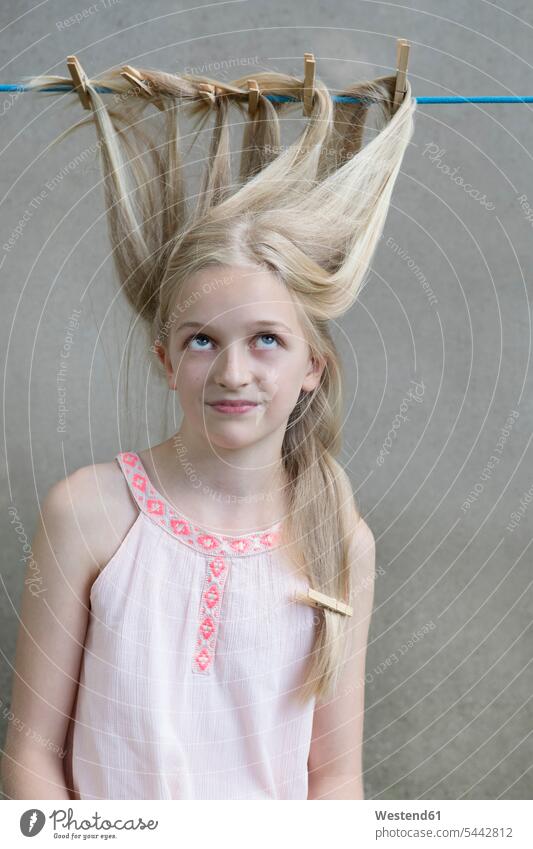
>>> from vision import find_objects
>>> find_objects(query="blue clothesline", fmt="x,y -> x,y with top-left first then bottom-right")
1,84 -> 533,104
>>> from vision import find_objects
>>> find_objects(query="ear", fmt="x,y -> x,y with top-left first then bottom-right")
154,341 -> 177,390
301,353 -> 326,393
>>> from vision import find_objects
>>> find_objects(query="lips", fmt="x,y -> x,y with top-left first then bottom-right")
208,400 -> 258,407
207,400 -> 260,415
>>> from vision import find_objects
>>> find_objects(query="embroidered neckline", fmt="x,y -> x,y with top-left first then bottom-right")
116,451 -> 283,557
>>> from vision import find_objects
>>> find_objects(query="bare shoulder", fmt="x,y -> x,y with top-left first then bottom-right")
346,514 -> 376,591
1,459 -> 137,790
335,464 -> 376,574
351,516 -> 376,559
43,457 -> 138,579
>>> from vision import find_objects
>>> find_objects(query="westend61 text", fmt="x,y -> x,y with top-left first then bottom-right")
375,809 -> 441,820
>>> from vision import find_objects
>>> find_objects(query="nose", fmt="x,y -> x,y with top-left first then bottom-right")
213,341 -> 252,389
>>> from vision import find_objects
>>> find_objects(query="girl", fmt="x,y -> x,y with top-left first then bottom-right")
2,62 -> 415,800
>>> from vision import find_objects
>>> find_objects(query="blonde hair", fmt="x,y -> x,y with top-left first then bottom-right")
28,63 -> 416,703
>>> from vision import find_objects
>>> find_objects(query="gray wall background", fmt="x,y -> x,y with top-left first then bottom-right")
1,0 -> 532,800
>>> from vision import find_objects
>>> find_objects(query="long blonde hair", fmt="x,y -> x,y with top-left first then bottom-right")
28,63 -> 416,703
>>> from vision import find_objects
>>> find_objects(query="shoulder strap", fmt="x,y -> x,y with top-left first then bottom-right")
115,451 -> 144,511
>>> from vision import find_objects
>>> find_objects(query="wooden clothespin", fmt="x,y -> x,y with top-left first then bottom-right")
197,82 -> 217,105
120,65 -> 152,98
295,588 -> 353,617
393,38 -> 410,113
66,55 -> 91,110
303,52 -> 316,117
247,79 -> 259,116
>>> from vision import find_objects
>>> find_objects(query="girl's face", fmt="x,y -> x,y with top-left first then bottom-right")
156,264 -> 324,450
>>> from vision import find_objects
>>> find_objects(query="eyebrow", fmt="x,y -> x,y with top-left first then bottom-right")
175,319 -> 293,333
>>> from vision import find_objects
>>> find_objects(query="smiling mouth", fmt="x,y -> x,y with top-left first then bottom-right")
207,401 -> 260,414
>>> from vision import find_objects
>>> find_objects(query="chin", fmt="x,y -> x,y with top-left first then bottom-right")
206,428 -> 261,451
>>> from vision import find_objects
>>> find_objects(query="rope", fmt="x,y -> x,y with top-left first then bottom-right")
1,84 -> 533,104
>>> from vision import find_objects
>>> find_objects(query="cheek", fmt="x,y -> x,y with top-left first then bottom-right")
174,358 -> 211,399
256,361 -> 303,407
256,371 -> 281,404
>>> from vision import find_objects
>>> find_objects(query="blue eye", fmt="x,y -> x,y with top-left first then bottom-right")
255,334 -> 280,349
184,333 -> 282,351
186,334 -> 212,350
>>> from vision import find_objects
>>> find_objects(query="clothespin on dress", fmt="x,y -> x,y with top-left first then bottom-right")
303,52 -> 316,117
247,78 -> 259,116
66,55 -> 91,110
295,587 -> 353,617
393,38 -> 410,113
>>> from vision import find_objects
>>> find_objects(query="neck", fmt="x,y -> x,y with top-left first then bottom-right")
157,420 -> 288,524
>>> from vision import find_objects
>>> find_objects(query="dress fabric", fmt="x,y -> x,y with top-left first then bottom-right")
64,451 -> 318,800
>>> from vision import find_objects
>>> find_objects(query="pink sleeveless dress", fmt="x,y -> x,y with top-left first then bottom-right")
64,451 -> 318,800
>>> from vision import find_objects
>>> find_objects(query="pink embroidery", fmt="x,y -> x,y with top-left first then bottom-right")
122,452 -> 138,466
132,473 -> 146,492
229,537 -> 252,554
197,534 -> 220,551
170,518 -> 191,537
260,531 -> 278,548
115,450 -> 285,675
115,451 -> 283,558
200,617 -> 215,640
193,555 -> 229,674
195,648 -> 211,673
209,556 -> 226,578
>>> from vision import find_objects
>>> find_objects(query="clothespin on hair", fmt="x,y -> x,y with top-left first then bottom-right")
121,65 -> 166,111
247,79 -> 259,116
66,55 -> 91,110
197,82 -> 217,105
295,587 -> 353,617
303,52 -> 316,117
120,65 -> 152,97
393,38 -> 410,113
